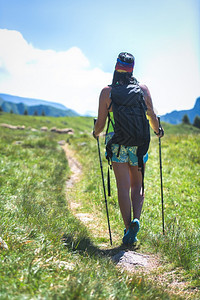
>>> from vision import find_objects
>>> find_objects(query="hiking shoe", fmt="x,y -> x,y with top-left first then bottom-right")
122,219 -> 140,245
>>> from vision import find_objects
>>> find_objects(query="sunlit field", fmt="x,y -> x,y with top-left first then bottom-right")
0,112 -> 199,299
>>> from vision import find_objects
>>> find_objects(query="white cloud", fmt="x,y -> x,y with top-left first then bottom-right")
0,29 -> 199,116
0,29 -> 112,115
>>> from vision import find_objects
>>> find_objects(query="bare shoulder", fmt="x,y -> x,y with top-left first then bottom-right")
99,86 -> 112,107
100,85 -> 112,97
139,83 -> 155,114
139,83 -> 151,98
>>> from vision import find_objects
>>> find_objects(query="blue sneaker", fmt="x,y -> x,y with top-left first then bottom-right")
122,219 -> 140,245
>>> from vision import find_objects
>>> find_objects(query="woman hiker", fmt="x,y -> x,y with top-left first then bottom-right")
93,52 -> 164,245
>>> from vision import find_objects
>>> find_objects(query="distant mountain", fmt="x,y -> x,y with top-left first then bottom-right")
84,110 -> 96,117
161,97 -> 200,124
0,93 -> 79,117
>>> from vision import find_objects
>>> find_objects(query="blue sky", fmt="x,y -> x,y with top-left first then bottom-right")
0,0 -> 199,115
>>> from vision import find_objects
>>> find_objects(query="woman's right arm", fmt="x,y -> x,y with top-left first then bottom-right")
94,86 -> 111,137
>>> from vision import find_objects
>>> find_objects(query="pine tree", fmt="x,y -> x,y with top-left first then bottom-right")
182,114 -> 190,125
193,116 -> 200,129
41,110 -> 45,116
24,109 -> 28,115
34,110 -> 38,116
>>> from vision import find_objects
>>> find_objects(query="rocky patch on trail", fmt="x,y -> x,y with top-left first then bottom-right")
112,250 -> 158,272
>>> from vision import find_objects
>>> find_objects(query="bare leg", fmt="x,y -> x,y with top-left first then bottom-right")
112,162 -> 131,230
129,165 -> 145,220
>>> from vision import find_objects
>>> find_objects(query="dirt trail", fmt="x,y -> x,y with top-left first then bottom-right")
62,143 -> 198,298
62,143 -> 82,189
62,144 -> 93,224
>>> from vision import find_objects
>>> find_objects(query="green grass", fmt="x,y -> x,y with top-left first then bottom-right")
0,112 -> 199,299
144,134 -> 200,274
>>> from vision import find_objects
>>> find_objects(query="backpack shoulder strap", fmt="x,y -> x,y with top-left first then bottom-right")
105,97 -> 115,135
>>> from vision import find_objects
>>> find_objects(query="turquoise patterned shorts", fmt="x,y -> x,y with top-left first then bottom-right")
105,133 -> 148,166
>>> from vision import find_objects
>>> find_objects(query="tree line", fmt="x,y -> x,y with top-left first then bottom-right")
0,106 -> 199,128
182,114 -> 200,129
0,107 -> 46,116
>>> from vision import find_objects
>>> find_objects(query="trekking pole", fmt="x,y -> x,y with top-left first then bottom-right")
158,116 -> 165,235
94,120 -> 112,246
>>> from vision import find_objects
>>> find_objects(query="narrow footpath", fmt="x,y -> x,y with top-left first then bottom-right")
62,143 -> 198,299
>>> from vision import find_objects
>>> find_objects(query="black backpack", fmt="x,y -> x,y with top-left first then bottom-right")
106,81 -> 150,194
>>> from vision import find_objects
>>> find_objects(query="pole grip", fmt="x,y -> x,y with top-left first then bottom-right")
93,118 -> 98,140
157,116 -> 164,138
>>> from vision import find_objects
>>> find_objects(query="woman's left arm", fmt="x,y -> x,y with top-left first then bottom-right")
140,84 -> 160,134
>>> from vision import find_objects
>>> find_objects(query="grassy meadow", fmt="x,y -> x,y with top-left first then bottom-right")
0,112 -> 199,299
